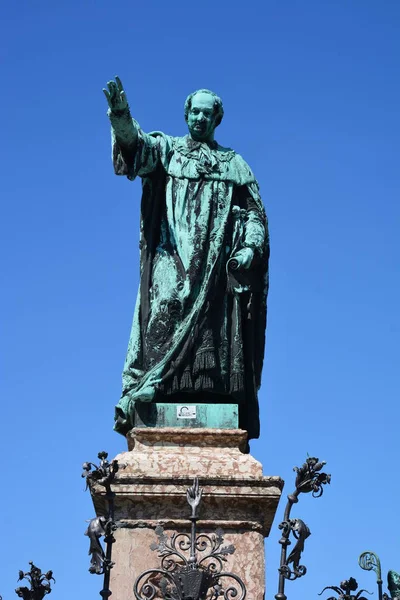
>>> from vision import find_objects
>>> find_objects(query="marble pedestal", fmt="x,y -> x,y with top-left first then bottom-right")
90,428 -> 283,600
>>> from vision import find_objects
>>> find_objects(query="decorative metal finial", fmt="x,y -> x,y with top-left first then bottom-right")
319,577 -> 371,600
15,562 -> 55,600
359,551 -> 383,600
359,549 -> 400,600
82,451 -> 119,491
275,456 -> 331,600
133,477 -> 246,600
82,451 -> 120,600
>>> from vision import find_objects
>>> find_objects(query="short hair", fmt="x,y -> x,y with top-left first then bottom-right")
184,89 -> 224,127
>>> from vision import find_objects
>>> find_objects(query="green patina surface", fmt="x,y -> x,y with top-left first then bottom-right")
388,571 -> 400,598
133,403 -> 238,430
104,77 -> 269,439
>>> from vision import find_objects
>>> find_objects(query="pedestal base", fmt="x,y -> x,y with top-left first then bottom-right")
133,402 -> 239,429
91,428 -> 283,599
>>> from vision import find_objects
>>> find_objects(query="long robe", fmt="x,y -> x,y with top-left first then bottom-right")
112,126 -> 269,439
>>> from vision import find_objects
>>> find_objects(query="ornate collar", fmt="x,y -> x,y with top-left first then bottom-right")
173,136 -> 236,168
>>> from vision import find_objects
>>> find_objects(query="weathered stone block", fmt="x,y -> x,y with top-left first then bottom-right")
90,428 -> 283,600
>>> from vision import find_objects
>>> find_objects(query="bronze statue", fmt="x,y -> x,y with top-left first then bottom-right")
104,77 -> 269,439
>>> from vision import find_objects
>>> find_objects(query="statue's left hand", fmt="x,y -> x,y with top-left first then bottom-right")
229,247 -> 254,270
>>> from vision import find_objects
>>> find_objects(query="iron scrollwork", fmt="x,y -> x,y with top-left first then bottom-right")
319,577 -> 371,600
133,478 -> 246,600
359,551 -> 383,600
14,562 -> 55,600
359,549 -> 400,600
82,451 -> 119,600
275,456 -> 331,600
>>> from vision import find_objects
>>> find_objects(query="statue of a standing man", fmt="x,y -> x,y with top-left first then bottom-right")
104,77 -> 269,440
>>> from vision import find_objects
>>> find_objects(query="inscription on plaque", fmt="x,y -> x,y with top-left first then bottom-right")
177,406 -> 197,419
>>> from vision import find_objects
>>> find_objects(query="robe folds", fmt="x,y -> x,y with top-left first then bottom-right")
112,125 -> 269,439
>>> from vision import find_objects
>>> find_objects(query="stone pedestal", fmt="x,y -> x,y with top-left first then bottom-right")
91,428 -> 283,599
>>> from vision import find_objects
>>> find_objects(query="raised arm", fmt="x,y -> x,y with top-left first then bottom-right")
103,76 -> 171,180
103,76 -> 138,148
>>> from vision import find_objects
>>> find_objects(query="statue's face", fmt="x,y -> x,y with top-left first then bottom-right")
187,92 -> 217,142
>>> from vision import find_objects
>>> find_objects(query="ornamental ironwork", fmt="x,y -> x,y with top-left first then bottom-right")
275,456 -> 331,600
359,549 -> 400,600
318,577 -> 371,600
133,478 -> 246,600
359,551 -> 383,600
82,451 -> 119,600
14,562 -> 55,600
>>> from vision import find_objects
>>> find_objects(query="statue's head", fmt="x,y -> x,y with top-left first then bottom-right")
184,89 -> 224,142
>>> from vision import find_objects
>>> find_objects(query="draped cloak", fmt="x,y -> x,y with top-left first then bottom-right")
112,124 -> 269,439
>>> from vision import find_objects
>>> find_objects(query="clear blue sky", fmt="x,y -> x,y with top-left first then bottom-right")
1,1 -> 399,598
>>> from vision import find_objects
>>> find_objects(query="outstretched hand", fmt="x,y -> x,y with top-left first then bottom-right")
103,76 -> 129,113
103,76 -> 136,146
